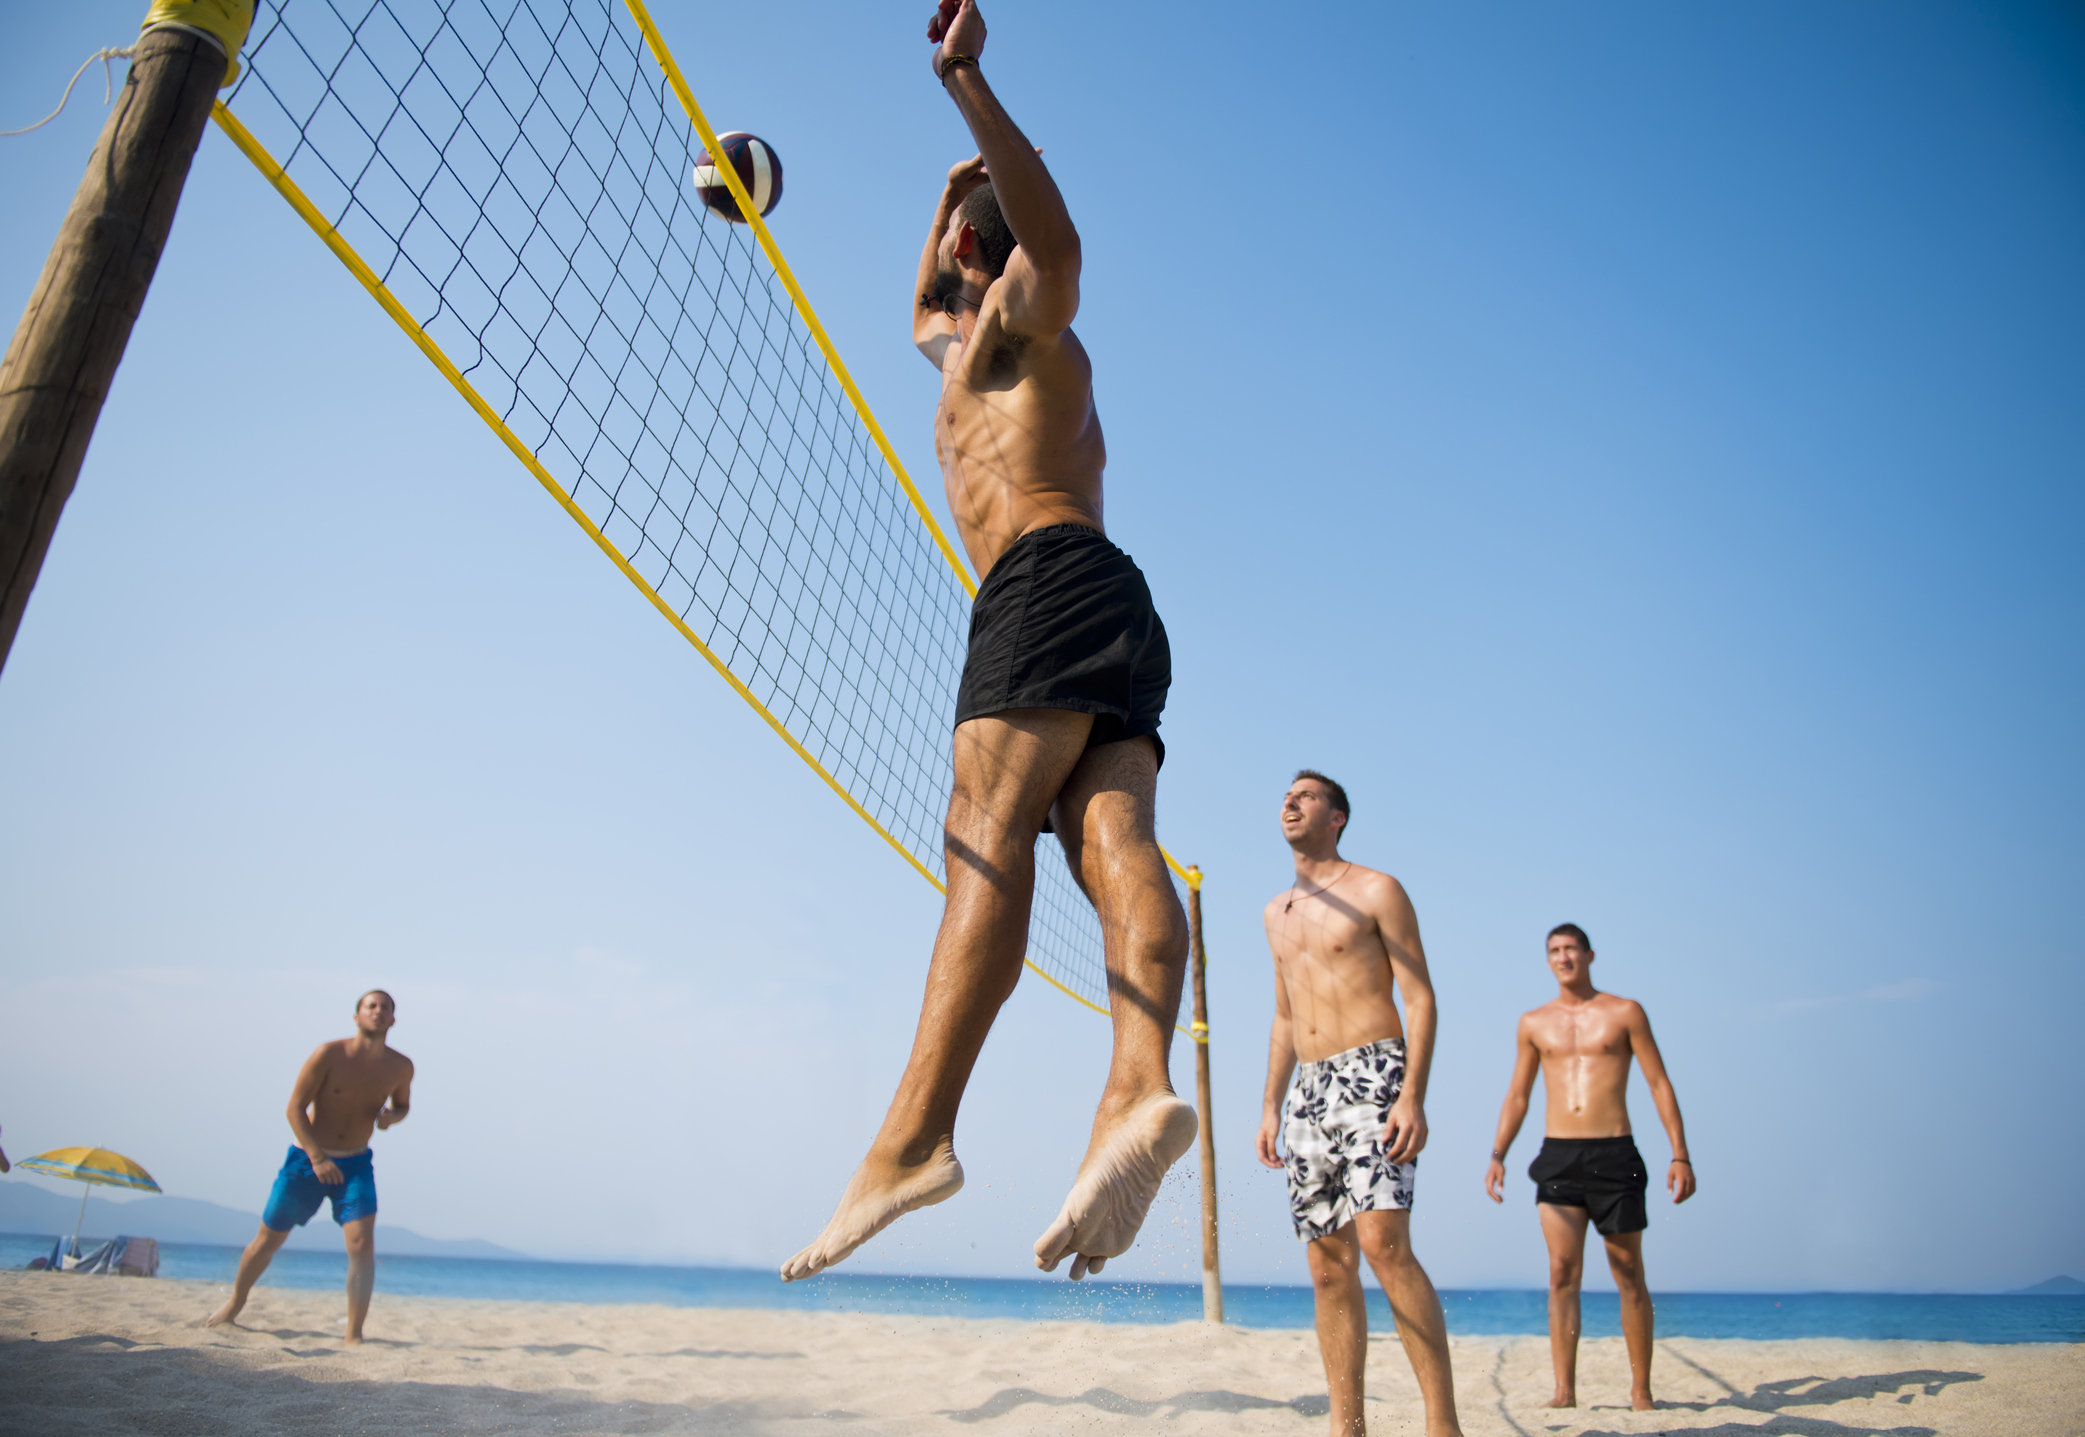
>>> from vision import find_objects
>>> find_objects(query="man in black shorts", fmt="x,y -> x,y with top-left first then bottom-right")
781,0 -> 1197,1284
1483,925 -> 1696,1411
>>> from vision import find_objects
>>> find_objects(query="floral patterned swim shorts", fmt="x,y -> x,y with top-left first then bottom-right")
1283,1037 -> 1416,1240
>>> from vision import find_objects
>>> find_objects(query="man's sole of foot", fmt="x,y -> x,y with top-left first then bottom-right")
1033,1094 -> 1199,1281
779,1149 -> 965,1283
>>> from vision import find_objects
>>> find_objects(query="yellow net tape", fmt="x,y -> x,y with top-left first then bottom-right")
140,0 -> 255,85
214,0 -> 1197,1024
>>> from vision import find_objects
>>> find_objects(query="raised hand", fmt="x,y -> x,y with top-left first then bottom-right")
945,153 -> 988,199
927,0 -> 986,66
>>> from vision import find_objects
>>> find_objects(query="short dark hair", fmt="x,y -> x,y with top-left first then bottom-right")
359,989 -> 395,1009
1546,923 -> 1592,953
1293,769 -> 1351,837
957,183 -> 1017,277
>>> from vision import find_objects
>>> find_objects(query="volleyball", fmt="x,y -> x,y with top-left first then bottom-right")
691,132 -> 783,223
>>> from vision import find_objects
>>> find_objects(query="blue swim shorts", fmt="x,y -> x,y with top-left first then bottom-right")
261,1146 -> 377,1230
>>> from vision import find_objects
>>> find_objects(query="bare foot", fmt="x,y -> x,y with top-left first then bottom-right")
1631,1393 -> 1656,1412
1543,1395 -> 1576,1409
1033,1093 -> 1198,1280
203,1298 -> 243,1329
343,1334 -> 364,1347
780,1141 -> 965,1282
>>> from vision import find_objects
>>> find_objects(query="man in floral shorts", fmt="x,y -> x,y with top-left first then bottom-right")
1257,772 -> 1463,1437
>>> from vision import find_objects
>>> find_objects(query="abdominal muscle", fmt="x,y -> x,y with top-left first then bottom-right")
1541,1054 -> 1634,1139
937,334 -> 1105,578
1285,956 -> 1405,1066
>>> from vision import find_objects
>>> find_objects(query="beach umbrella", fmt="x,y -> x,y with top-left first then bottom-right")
19,1147 -> 161,1245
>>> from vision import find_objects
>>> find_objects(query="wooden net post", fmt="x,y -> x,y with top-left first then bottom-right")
1186,865 -> 1222,1323
0,27 -> 228,675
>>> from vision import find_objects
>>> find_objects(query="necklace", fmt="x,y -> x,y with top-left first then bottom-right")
1285,861 -> 1353,913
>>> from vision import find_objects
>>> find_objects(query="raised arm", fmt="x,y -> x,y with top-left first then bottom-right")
1372,876 -> 1438,1164
912,155 -> 988,365
928,1 -> 1081,336
286,1045 -> 345,1186
1256,907 -> 1298,1169
1626,1003 -> 1695,1203
1485,1016 -> 1543,1202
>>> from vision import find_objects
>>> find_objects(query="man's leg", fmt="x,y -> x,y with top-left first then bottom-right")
342,1216 -> 375,1344
1307,1225 -> 1369,1437
204,1224 -> 290,1327
1355,1210 -> 1462,1437
1537,1202 -> 1591,1407
1031,736 -> 1198,1277
782,710 -> 1095,1281
1603,1231 -> 1655,1409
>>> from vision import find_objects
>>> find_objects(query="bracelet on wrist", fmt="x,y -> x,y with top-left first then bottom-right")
1490,1150 -> 1505,1161
1672,1157 -> 1692,1165
936,52 -> 978,81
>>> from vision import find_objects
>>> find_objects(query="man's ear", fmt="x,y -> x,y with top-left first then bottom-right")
954,222 -> 976,260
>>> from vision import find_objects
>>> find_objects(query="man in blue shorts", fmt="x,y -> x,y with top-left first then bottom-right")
206,990 -> 414,1344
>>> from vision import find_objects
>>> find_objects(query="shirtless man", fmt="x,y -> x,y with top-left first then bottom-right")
1483,925 -> 1695,1411
781,0 -> 1197,1283
1257,773 -> 1461,1437
206,990 -> 413,1343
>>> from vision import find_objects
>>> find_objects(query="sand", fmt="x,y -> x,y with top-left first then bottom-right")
1,1271 -> 2077,1435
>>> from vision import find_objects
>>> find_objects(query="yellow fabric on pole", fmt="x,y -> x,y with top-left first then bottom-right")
140,0 -> 255,85
19,1147 -> 162,1192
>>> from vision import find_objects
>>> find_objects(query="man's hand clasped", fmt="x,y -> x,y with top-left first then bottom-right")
310,1155 -> 345,1187
1668,1158 -> 1697,1203
1254,1111 -> 1283,1170
1382,1098 -> 1428,1165
928,0 -> 986,76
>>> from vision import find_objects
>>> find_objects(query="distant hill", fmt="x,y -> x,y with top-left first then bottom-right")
0,1179 -> 525,1260
2010,1275 -> 2085,1295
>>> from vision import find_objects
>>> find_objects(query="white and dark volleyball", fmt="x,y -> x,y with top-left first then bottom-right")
691,132 -> 782,223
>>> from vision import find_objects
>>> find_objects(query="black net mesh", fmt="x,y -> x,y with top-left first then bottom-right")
225,0 -> 1138,1013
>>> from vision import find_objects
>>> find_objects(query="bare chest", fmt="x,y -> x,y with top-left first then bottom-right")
1533,1012 -> 1633,1063
1272,905 -> 1392,994
319,1056 -> 399,1108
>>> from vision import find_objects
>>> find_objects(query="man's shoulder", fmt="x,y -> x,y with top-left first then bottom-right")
1344,862 -> 1405,897
1595,992 -> 1647,1019
387,1047 -> 415,1074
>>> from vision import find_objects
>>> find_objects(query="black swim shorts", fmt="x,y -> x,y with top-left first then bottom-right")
954,522 -> 1170,767
1529,1136 -> 1649,1236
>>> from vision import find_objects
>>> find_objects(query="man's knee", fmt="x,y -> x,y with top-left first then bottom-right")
1307,1238 -> 1360,1288
342,1223 -> 375,1257
1605,1240 -> 1646,1289
1549,1253 -> 1583,1290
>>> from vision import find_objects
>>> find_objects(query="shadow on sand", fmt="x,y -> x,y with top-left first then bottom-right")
939,1386 -> 1333,1423
0,1336 -> 770,1435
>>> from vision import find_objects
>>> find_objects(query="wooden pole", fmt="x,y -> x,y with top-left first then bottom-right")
0,28 -> 227,676
1187,865 -> 1222,1323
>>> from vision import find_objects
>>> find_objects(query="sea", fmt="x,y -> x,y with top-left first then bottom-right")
5,1234 -> 2079,1344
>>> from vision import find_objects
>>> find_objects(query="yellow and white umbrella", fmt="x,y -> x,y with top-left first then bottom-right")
19,1147 -> 162,1245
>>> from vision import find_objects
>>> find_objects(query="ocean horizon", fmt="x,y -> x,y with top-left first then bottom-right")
6,1234 -> 2080,1344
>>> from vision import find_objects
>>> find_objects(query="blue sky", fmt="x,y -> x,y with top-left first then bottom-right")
1,1 -> 2079,1295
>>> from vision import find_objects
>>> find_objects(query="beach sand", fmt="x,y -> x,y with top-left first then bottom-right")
1,1271 -> 2077,1435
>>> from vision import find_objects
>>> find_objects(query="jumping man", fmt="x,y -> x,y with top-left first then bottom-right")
206,990 -> 413,1343
1258,773 -> 1462,1437
781,0 -> 1197,1283
1484,924 -> 1696,1411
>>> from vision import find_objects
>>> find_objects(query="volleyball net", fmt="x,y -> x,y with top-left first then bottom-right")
213,0 -> 1194,1019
